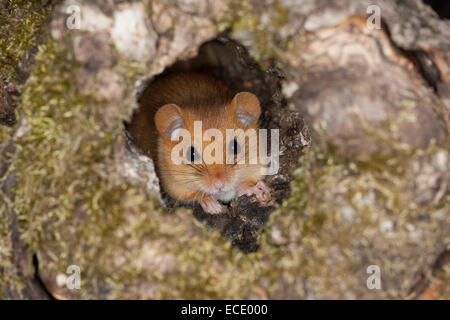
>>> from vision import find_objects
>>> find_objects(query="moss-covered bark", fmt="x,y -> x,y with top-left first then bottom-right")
1,0 -> 449,299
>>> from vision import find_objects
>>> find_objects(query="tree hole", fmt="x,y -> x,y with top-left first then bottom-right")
125,35 -> 310,252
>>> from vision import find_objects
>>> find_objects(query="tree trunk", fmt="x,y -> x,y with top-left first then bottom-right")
1,0 -> 449,299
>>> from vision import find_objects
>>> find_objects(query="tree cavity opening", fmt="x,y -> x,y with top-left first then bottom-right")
124,35 -> 310,252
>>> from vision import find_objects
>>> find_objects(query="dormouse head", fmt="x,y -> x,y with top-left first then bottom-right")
155,91 -> 263,199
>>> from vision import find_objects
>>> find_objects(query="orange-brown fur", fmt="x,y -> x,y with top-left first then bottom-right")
130,72 -> 266,207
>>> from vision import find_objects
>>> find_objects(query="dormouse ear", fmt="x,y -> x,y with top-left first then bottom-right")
231,92 -> 261,127
155,104 -> 185,138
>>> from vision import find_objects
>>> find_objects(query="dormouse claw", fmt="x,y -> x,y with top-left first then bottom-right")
200,195 -> 223,214
237,181 -> 271,202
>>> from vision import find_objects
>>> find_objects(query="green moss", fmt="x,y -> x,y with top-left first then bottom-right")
0,0 -> 51,82
0,0 -> 52,299
0,191 -> 14,297
7,36 -> 268,298
11,39 -> 146,297
0,126 -> 12,147
260,141 -> 449,298
218,0 -> 290,64
0,0 -> 50,152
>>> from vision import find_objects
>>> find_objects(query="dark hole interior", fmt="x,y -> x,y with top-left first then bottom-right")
125,35 -> 309,252
423,0 -> 450,19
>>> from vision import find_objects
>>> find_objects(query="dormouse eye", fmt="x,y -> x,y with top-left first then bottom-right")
186,146 -> 200,163
228,139 -> 241,156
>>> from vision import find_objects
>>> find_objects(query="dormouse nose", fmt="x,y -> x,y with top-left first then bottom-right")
211,176 -> 226,190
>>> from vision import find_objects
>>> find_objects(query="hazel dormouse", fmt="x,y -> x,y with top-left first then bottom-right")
130,72 -> 270,214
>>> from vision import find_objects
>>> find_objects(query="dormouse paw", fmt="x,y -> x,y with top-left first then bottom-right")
200,196 -> 223,215
237,181 -> 271,202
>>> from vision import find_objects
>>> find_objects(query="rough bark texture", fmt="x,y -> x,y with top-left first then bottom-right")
1,0 -> 449,299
